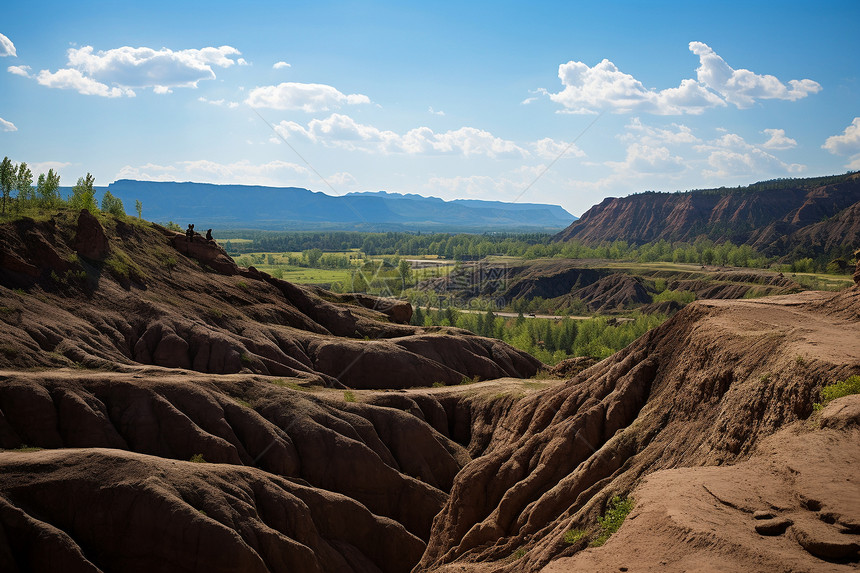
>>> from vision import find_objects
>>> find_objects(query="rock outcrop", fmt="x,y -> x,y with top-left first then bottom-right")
72,209 -> 109,261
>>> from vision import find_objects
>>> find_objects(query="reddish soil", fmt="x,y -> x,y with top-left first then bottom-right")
0,210 -> 858,572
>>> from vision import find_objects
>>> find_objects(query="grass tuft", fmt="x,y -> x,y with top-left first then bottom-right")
590,495 -> 634,547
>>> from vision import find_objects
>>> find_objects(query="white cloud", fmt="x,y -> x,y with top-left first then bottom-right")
690,42 -> 821,108
34,44 -> 243,97
695,132 -> 804,178
607,143 -> 686,174
532,137 -> 586,160
0,33 -> 15,57
0,116 -> 17,132
547,58 -> 724,115
544,42 -> 820,115
273,61 -> 291,69
7,64 -> 30,77
428,106 -> 445,116
822,118 -> 860,156
621,118 -> 700,145
36,68 -> 135,98
117,159 -> 313,186
245,82 -> 371,112
761,128 -> 797,150
29,161 -> 72,174
198,96 -> 239,108
822,118 -> 860,169
276,113 -> 528,158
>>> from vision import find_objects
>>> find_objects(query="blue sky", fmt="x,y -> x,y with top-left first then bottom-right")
1,0 -> 858,216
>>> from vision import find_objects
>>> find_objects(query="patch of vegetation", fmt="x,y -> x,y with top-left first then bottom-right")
105,248 -> 145,282
343,390 -> 356,402
795,354 -> 806,366
813,375 -> 860,411
237,280 -> 249,290
510,548 -> 527,560
563,528 -> 589,544
431,381 -> 446,388
270,379 -> 314,392
189,453 -> 207,463
5,445 -> 43,453
421,310 -> 667,365
590,495 -> 634,547
459,375 -> 481,385
239,352 -> 252,365
233,397 -> 252,408
207,308 -> 223,319
652,289 -> 696,304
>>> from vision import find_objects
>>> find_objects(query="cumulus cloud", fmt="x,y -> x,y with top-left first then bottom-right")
621,118 -> 700,145
0,33 -> 15,57
117,159 -> 313,186
695,132 -> 804,178
273,61 -> 291,69
761,128 -> 797,150
607,143 -> 686,174
0,116 -> 17,132
7,64 -> 29,77
276,113 -> 529,158
822,118 -> 860,156
532,137 -> 586,160
689,42 -> 820,108
544,42 -> 820,115
36,68 -> 134,98
428,106 -> 445,116
245,82 -> 371,112
33,44 -> 243,97
547,58 -> 724,115
822,118 -> 860,169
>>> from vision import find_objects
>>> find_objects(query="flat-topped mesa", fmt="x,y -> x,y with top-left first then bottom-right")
169,231 -> 239,275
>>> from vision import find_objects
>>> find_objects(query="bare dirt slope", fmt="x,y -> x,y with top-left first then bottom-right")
416,288 -> 860,572
541,396 -> 860,573
0,210 -> 539,387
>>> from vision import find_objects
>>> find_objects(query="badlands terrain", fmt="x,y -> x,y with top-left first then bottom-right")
0,209 -> 858,572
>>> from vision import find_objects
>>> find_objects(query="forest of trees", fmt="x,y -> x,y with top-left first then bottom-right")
410,306 -> 666,364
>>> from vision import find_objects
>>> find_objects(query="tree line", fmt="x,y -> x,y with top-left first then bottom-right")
0,156 -> 143,220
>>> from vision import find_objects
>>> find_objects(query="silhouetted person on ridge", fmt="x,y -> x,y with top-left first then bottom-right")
205,229 -> 213,241
186,224 -> 194,242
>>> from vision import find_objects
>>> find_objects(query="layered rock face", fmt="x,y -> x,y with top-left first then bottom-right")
555,174 -> 860,256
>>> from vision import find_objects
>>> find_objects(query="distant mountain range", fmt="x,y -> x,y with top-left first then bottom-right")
102,180 -> 576,232
555,172 -> 860,259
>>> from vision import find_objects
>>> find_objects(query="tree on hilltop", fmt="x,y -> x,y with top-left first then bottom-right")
101,189 -> 125,217
69,173 -> 97,212
36,169 -> 61,208
0,156 -> 14,214
14,162 -> 33,210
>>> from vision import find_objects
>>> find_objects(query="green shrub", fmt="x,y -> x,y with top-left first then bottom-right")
344,390 -> 356,402
590,496 -> 634,547
189,454 -> 207,463
814,375 -> 860,410
563,528 -> 589,544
